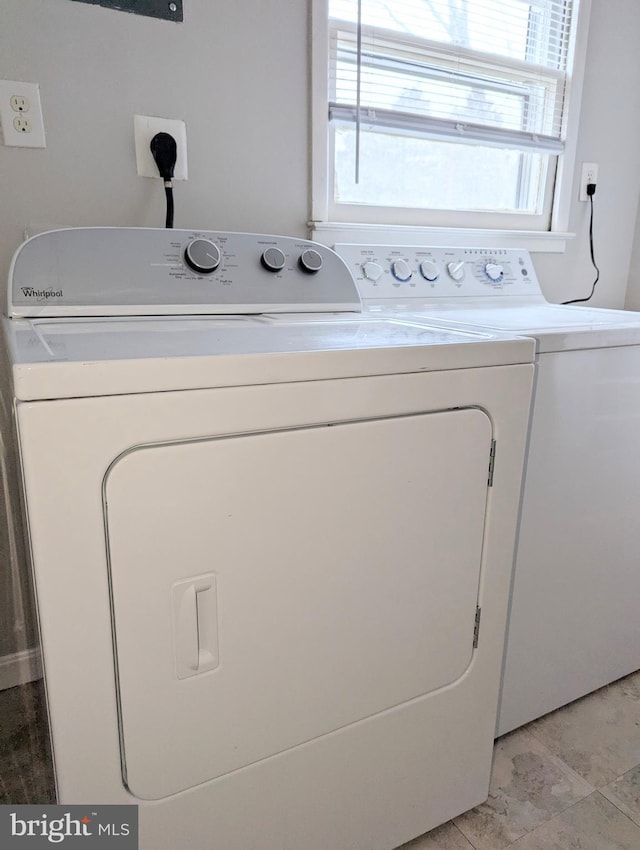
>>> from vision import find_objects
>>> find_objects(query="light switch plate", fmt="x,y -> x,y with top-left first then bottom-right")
0,80 -> 46,148
134,115 -> 188,180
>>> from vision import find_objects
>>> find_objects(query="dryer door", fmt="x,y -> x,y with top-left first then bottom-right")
105,407 -> 492,800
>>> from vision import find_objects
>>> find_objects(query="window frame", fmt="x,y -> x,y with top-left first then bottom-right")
310,0 -> 592,251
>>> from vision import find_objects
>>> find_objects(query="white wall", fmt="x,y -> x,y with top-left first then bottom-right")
1,0 -> 640,298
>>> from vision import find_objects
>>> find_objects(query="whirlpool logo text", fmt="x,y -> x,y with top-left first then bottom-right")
20,287 -> 63,299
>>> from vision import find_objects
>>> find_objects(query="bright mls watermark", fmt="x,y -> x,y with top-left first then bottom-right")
0,806 -> 138,848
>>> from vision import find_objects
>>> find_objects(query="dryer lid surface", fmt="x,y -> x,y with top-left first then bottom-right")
2,313 -> 534,400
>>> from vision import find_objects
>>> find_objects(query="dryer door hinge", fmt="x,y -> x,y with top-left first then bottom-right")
473,606 -> 482,649
488,439 -> 496,487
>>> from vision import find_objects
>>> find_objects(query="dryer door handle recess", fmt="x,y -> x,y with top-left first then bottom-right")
172,575 -> 219,679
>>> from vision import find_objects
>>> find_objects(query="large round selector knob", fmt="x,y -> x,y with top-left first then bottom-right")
447,261 -> 465,282
391,259 -> 412,282
419,259 -> 439,281
484,262 -> 504,282
184,238 -> 221,274
299,248 -> 323,273
261,246 -> 287,272
362,261 -> 383,281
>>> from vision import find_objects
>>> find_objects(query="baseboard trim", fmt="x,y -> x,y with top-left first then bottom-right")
0,647 -> 42,690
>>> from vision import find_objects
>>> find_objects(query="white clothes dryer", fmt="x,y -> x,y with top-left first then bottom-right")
1,228 -> 534,850
336,243 -> 640,737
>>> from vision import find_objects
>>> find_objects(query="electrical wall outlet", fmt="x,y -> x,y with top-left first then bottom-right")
10,95 -> 29,113
0,80 -> 46,148
134,115 -> 188,180
13,116 -> 32,134
579,162 -> 598,201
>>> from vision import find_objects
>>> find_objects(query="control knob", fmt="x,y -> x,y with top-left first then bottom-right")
447,261 -> 465,282
391,259 -> 412,282
362,261 -> 383,281
299,248 -> 323,273
261,246 -> 287,272
184,239 -> 221,274
419,260 -> 439,282
484,262 -> 504,282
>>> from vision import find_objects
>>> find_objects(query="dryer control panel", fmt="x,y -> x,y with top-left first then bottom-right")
8,228 -> 361,318
334,244 -> 542,300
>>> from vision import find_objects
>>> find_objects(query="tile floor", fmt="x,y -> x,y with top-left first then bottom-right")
400,669 -> 640,850
0,679 -> 55,804
2,671 -> 640,850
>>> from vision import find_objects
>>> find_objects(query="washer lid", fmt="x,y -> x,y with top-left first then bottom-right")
369,301 -> 640,353
3,314 -> 534,401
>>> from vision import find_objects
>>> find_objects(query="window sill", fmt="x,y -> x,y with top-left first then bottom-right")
309,222 -> 574,253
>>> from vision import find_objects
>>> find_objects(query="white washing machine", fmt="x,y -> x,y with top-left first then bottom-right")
336,243 -> 640,737
1,228 -> 534,850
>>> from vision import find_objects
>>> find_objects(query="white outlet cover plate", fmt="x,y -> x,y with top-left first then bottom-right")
0,80 -> 46,148
134,115 -> 188,180
579,161 -> 599,202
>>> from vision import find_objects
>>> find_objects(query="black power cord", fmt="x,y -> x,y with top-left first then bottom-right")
150,132 -> 177,228
562,182 -> 600,304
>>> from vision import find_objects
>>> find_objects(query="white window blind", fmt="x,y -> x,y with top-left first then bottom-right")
329,0 -> 574,161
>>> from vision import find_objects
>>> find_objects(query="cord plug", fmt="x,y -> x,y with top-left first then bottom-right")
150,132 -> 177,229
587,182 -> 596,196
150,132 -> 177,181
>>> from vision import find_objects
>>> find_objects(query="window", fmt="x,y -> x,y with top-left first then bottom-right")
312,0 -> 590,235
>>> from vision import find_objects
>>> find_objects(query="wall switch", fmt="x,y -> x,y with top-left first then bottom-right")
134,115 -> 188,180
579,162 -> 598,202
0,81 -> 46,148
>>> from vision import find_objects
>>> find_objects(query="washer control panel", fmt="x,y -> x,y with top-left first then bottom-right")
9,228 -> 361,317
335,244 -> 542,300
